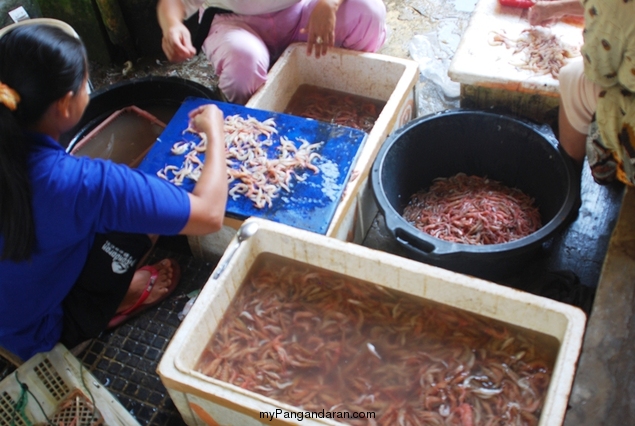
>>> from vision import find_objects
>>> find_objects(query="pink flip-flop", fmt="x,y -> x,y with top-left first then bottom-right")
107,259 -> 181,329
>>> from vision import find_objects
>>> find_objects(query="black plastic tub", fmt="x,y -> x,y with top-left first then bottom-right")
371,109 -> 580,280
61,76 -> 222,151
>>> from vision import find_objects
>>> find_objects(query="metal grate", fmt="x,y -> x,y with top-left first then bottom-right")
77,246 -> 217,425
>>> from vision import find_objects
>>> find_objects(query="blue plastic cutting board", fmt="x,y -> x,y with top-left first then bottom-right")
137,97 -> 367,234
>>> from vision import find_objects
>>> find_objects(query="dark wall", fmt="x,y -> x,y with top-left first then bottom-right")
0,0 -> 42,28
32,0 -> 202,65
38,0 -> 114,64
117,0 -> 163,59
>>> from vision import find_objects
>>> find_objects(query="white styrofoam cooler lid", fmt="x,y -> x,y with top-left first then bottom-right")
448,0 -> 584,94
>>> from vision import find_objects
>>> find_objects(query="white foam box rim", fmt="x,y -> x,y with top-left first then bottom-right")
160,218 -> 587,426
448,0 -> 583,95
246,43 -> 419,240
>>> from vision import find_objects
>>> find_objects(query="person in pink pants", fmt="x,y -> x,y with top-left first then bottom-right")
158,0 -> 387,104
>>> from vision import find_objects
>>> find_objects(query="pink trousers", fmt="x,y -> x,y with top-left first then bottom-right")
201,0 -> 387,104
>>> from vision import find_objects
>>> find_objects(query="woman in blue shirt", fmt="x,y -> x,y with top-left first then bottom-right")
0,24 -> 228,360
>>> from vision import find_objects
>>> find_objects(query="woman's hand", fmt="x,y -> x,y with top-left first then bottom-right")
528,1 -> 559,26
188,104 -> 224,135
304,0 -> 342,58
161,23 -> 196,63
528,0 -> 584,27
181,104 -> 229,235
157,0 -> 196,62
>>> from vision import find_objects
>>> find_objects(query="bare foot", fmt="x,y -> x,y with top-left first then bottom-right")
115,259 -> 174,313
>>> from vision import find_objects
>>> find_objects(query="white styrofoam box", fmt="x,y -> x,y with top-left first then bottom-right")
448,0 -> 583,95
189,44 -> 418,261
247,43 -> 419,243
160,217 -> 587,426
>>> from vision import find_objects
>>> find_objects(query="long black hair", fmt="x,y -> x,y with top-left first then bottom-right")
0,24 -> 87,261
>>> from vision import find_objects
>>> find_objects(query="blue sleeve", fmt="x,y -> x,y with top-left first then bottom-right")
61,156 -> 191,236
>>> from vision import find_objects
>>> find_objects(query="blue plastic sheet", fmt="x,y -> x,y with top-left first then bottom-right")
137,97 -> 367,234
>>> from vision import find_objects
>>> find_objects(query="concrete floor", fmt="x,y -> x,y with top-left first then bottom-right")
2,0 -> 632,425
563,187 -> 634,426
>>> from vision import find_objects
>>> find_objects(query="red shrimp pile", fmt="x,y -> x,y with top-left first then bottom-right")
196,256 -> 555,426
403,173 -> 542,245
489,28 -> 580,78
284,84 -> 384,133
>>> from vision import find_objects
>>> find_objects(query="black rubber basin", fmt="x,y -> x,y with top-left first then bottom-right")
371,109 -> 580,280
61,76 -> 222,151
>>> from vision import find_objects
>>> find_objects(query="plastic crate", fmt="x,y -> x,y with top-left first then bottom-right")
0,343 -> 140,426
